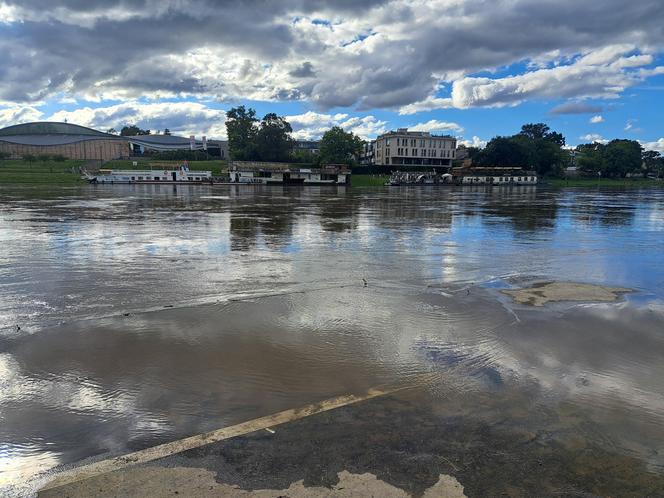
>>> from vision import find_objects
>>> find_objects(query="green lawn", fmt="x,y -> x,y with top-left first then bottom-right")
0,159 -> 86,185
351,174 -> 390,187
548,177 -> 663,188
0,159 -> 229,185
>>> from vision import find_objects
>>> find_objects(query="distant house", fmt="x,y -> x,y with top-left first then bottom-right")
127,135 -> 228,159
373,128 -> 457,167
292,140 -> 321,154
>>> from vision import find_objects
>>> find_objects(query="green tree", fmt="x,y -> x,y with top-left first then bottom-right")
603,139 -> 642,178
642,150 -> 661,178
476,136 -> 533,168
255,113 -> 293,162
319,126 -> 363,166
120,125 -> 151,136
576,143 -> 605,176
519,123 -> 565,146
519,123 -> 551,140
225,106 -> 259,160
291,149 -> 320,164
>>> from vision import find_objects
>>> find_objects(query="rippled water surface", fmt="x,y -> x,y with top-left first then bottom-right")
1,184 -> 664,495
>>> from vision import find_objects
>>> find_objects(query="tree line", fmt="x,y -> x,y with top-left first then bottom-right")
225,106 -> 363,165
464,123 -> 663,178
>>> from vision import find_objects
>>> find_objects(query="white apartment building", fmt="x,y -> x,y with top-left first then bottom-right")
373,128 -> 457,167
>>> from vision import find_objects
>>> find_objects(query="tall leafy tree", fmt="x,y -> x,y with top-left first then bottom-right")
255,113 -> 293,162
642,150 -> 662,177
576,143 -> 605,176
225,106 -> 258,160
319,126 -> 363,166
120,125 -> 151,136
475,136 -> 533,168
519,123 -> 565,146
576,140 -> 643,178
603,139 -> 642,178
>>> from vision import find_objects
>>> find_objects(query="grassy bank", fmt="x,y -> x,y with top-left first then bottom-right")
0,159 -> 86,185
0,159 -> 229,185
351,174 -> 390,187
548,177 -> 663,188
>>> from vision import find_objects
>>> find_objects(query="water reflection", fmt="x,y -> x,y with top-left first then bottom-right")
1,184 -> 664,495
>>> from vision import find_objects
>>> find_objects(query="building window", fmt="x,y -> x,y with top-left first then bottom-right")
386,148 -> 390,157
386,138 -> 391,146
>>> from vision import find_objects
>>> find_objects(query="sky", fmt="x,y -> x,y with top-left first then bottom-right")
0,0 -> 663,151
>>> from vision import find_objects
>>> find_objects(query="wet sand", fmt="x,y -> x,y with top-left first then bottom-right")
501,281 -> 632,306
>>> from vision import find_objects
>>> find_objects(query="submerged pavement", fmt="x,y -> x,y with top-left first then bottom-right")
39,386 -> 664,497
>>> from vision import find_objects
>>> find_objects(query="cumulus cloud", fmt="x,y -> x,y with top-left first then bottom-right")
285,111 -> 387,140
409,119 -> 463,133
47,102 -> 227,138
641,138 -> 664,153
590,115 -> 604,123
580,133 -> 608,144
0,105 -> 43,128
0,0 -> 663,110
458,136 -> 487,148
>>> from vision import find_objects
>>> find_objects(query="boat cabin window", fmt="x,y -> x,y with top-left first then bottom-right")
154,177 -> 160,181
131,177 -> 135,181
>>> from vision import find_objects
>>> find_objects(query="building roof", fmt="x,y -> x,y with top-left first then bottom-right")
127,134 -> 226,151
0,121 -> 227,149
0,134 -> 125,146
0,121 -> 112,137
379,128 -> 455,139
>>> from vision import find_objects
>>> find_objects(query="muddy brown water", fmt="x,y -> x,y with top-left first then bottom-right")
1,184 -> 664,496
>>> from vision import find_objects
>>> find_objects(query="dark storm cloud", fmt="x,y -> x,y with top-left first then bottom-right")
289,62 -> 316,78
0,0 -> 663,109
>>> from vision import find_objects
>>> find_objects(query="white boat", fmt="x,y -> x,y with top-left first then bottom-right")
230,162 -> 350,185
85,166 -> 213,184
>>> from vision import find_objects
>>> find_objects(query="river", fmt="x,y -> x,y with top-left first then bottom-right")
1,184 -> 664,496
